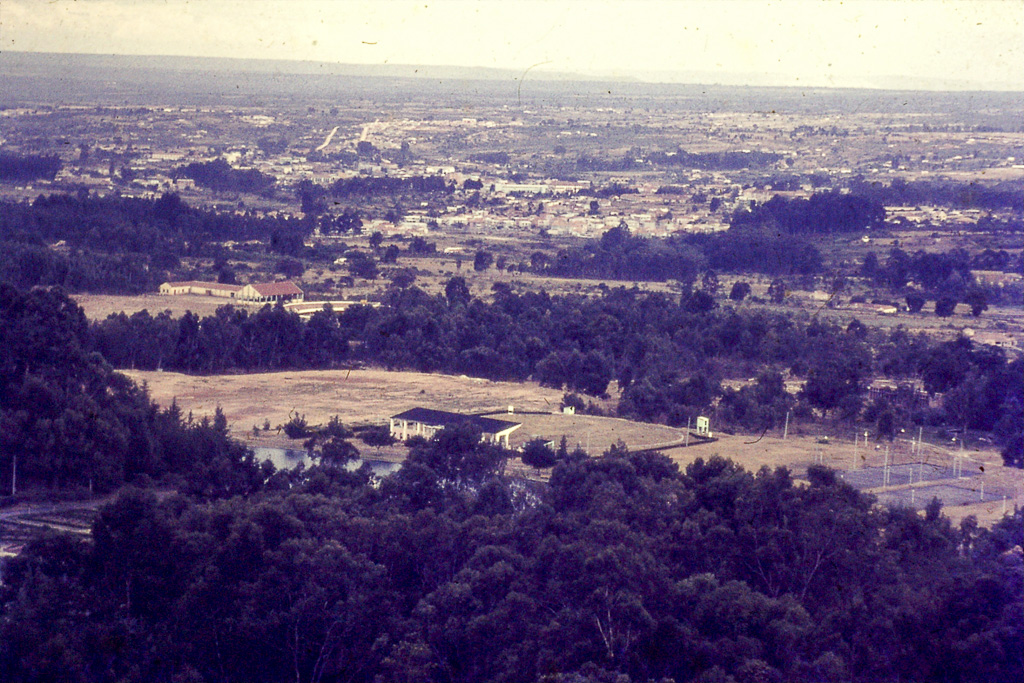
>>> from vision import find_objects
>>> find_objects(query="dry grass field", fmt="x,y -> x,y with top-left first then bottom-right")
126,367 -> 683,453
124,368 -> 566,432
125,367 -> 1022,527
74,293 -> 262,320
659,432 -> 1022,528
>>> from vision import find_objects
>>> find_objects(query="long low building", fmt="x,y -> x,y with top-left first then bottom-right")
159,281 -> 243,298
390,408 -> 521,448
160,280 -> 303,303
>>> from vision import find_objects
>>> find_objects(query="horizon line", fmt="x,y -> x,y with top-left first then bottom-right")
4,49 -> 1023,95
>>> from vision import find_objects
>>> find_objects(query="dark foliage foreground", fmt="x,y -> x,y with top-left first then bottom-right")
2,426 -> 1021,683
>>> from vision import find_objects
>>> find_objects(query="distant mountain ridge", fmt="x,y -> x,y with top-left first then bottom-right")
0,51 -> 589,83
2,51 -> 1021,120
5,51 -> 1022,92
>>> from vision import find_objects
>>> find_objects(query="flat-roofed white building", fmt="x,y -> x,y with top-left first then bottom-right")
389,408 -> 521,448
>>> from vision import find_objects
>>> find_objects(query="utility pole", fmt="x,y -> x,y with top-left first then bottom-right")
782,411 -> 790,440
10,453 -> 15,496
685,417 -> 690,448
884,445 -> 890,486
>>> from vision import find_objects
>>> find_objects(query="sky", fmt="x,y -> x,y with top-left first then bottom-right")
3,0 -> 1022,90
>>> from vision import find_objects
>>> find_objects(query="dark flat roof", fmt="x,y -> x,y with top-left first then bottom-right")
391,408 -> 520,435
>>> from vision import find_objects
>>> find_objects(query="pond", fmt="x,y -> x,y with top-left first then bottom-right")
251,447 -> 402,477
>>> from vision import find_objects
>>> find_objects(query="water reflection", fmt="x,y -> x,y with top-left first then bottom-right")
252,446 -> 401,477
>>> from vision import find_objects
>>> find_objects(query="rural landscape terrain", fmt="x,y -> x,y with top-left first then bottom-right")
0,49 -> 1021,683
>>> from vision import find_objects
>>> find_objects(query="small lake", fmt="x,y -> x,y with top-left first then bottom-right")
252,447 -> 402,477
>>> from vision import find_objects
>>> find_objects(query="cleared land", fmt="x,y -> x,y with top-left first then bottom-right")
125,368 -> 566,431
125,367 -> 681,453
125,368 -> 1022,526
74,293 -> 265,320
661,432 -> 1022,528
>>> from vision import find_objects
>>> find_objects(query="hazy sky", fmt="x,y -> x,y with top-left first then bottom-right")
4,0 -> 1022,90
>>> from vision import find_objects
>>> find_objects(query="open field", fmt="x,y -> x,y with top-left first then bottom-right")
658,432 -> 1023,528
124,368 -> 566,432
125,367 -> 683,453
74,293 -> 266,320
125,368 -> 1022,526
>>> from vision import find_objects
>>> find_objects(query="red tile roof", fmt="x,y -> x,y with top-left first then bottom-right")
247,281 -> 303,297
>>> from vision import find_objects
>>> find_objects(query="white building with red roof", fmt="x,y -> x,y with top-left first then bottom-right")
238,281 -> 304,303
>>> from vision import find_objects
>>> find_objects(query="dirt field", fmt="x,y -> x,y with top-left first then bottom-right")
126,367 -> 685,452
658,432 -> 1023,528
125,368 -> 566,431
74,293 -> 263,320
123,368 -> 1021,527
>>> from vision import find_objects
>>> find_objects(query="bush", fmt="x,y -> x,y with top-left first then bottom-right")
521,438 -> 557,469
935,296 -> 957,317
283,414 -> 310,439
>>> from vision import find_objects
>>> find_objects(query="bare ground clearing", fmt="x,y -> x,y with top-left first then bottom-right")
124,368 -> 566,432
124,369 -> 1021,527
126,368 -> 685,454
74,293 -> 262,320
659,433 -> 1022,528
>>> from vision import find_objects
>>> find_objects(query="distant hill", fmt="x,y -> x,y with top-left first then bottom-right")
1,51 -> 1021,123
0,51 -> 586,82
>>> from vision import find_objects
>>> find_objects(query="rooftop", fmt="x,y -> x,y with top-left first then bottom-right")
391,408 -> 520,435
245,281 -> 304,297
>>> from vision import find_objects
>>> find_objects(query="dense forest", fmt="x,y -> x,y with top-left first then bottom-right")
1,422 -> 1022,682
848,177 -> 1024,213
0,152 -> 62,183
88,282 -> 1023,468
542,191 -> 889,282
0,251 -> 1021,683
534,225 -> 823,281
0,192 -> 311,291
2,287 -> 1022,680
328,175 -> 454,199
172,159 -> 277,195
0,283 -> 263,495
729,192 -> 887,235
